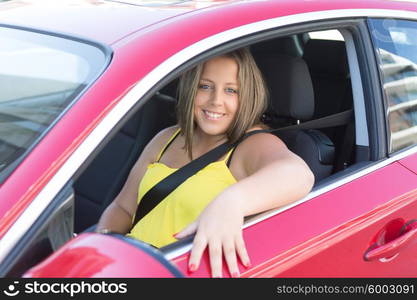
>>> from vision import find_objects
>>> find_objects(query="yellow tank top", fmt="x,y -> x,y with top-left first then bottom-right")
127,128 -> 237,248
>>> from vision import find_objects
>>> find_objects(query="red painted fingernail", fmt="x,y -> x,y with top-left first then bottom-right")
231,272 -> 239,278
188,264 -> 196,272
245,261 -> 252,268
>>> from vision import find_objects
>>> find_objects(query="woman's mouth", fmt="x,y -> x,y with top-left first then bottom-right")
203,109 -> 225,120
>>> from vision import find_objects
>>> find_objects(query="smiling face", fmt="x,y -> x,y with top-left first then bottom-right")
177,48 -> 267,159
193,56 -> 239,139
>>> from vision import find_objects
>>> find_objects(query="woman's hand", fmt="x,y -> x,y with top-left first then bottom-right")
174,188 -> 251,278
174,134 -> 314,278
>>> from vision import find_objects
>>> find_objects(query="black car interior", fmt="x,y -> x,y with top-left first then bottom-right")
73,32 -> 355,233
73,92 -> 177,232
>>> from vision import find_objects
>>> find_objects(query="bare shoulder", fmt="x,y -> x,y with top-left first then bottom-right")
131,125 -> 179,169
142,125 -> 180,162
238,131 -> 290,159
229,129 -> 304,178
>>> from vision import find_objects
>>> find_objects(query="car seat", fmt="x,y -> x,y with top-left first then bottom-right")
255,53 -> 335,183
302,39 -> 354,171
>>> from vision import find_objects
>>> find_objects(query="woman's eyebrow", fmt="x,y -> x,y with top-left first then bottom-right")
200,78 -> 238,86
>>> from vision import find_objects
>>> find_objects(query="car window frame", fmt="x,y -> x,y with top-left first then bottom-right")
160,19 -> 383,258
74,19 -> 380,257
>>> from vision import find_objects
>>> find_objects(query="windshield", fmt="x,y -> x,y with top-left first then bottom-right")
0,26 -> 108,181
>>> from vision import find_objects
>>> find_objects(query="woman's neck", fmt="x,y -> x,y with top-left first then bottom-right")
191,128 -> 228,157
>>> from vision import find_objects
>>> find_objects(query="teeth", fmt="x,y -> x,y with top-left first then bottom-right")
204,110 -> 223,119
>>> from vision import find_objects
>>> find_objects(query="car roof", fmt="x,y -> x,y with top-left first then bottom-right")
1,0 -> 417,46
0,0 -> 237,45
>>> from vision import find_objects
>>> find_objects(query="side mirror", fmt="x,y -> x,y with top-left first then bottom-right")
23,233 -> 183,278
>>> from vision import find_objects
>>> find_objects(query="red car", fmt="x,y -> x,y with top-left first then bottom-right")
0,0 -> 416,278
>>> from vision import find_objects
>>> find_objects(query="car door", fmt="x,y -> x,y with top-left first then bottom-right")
171,164 -> 417,277
169,18 -> 417,277
246,17 -> 417,277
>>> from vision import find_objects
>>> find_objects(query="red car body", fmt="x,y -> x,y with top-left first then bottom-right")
0,0 -> 417,277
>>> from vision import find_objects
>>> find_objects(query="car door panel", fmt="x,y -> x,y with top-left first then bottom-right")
265,188 -> 417,277
399,152 -> 417,175
172,162 -> 417,277
243,163 -> 417,277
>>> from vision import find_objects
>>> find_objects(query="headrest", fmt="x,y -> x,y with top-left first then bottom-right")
303,39 -> 348,76
251,36 -> 302,58
255,54 -> 314,121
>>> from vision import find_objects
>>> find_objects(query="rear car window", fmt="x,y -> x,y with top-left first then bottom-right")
369,18 -> 417,152
0,26 -> 108,181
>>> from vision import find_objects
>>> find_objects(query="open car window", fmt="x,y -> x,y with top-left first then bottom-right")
72,25 -> 363,241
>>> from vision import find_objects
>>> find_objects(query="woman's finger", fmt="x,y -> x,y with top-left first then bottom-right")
209,239 -> 223,278
174,221 -> 197,239
235,234 -> 251,268
223,239 -> 239,278
188,233 -> 207,273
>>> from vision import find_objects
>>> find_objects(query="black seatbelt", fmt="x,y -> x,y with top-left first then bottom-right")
334,119 -> 355,171
271,109 -> 353,131
131,109 -> 353,228
132,141 -> 232,225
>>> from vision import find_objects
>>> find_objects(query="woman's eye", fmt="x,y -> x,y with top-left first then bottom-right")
199,84 -> 211,90
226,87 -> 238,94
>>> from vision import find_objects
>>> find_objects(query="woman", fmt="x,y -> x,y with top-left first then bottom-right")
96,48 -> 314,278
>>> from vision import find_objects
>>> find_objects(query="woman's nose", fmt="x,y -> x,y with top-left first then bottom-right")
210,88 -> 223,105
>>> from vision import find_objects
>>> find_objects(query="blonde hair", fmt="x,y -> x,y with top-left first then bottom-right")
177,48 -> 268,159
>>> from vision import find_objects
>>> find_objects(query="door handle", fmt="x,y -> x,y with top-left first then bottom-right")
364,220 -> 417,262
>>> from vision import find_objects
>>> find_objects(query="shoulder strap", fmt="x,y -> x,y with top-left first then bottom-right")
131,109 -> 353,228
155,128 -> 181,162
226,129 -> 270,167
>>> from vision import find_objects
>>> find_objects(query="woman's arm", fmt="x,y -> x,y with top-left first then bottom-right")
229,132 -> 315,216
96,126 -> 179,234
175,133 -> 314,277
95,159 -> 144,234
